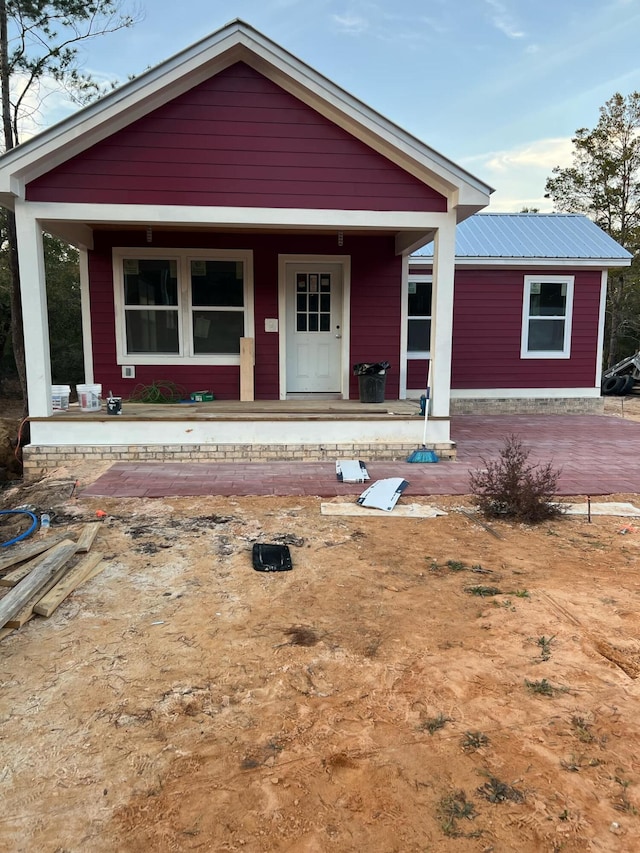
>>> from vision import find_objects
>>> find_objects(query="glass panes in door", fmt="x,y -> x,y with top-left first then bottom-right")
296,273 -> 331,332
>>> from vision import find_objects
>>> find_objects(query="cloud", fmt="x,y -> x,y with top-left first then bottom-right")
330,3 -> 448,43
481,137 -> 574,172
462,137 -> 575,212
10,73 -> 78,142
484,0 -> 524,38
418,15 -> 449,35
8,67 -> 122,143
332,13 -> 369,34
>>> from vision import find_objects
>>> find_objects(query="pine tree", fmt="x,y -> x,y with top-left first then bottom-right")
0,1 -> 136,412
545,93 -> 640,366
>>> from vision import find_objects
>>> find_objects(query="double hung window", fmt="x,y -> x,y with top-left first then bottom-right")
114,249 -> 253,364
521,275 -> 574,359
123,259 -> 180,354
191,260 -> 245,354
407,276 -> 432,358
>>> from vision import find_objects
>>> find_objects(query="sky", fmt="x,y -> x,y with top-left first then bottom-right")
21,0 -> 640,211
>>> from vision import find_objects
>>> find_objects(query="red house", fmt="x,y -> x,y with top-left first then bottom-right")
0,21 -> 630,476
407,213 -> 631,408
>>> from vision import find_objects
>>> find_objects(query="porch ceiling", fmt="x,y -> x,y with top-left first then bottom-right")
40,217 -> 437,256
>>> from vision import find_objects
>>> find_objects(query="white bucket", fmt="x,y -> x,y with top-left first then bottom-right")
77,383 -> 102,412
51,384 -> 71,411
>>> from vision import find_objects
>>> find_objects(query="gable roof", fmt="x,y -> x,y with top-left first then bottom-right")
411,213 -> 633,267
0,19 -> 492,219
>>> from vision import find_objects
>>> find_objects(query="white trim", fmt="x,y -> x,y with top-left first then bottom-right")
14,202 -> 52,416
520,275 -> 574,360
595,270 -> 608,387
399,255 -> 409,399
396,231 -> 436,256
430,215 -> 457,418
0,21 -> 492,208
43,220 -> 94,251
278,254 -> 351,400
79,249 -> 94,384
30,413 -> 448,448
450,387 -> 601,399
406,274 -> 433,360
28,201 -> 451,232
409,257 -> 631,269
112,247 -> 254,365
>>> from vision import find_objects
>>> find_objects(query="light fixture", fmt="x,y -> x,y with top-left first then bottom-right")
337,230 -> 344,247
146,225 -> 153,243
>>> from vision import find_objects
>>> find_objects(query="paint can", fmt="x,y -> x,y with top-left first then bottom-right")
107,396 -> 122,415
77,383 -> 102,412
51,384 -> 71,410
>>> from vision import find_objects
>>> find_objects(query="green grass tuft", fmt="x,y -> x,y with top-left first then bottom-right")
465,585 -> 502,597
461,731 -> 489,751
525,677 -> 567,697
419,713 -> 452,735
437,790 -> 477,837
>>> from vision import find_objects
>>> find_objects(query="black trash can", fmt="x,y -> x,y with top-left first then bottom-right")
353,362 -> 390,403
358,373 -> 386,402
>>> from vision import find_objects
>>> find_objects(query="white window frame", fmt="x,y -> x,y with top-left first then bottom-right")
407,275 -> 433,359
521,275 -> 574,360
113,247 -> 254,365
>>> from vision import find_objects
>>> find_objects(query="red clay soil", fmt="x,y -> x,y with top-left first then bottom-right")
0,397 -> 639,852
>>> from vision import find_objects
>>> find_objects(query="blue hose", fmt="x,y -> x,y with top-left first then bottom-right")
0,509 -> 39,548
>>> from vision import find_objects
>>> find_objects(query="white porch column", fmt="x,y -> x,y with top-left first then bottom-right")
595,270 -> 608,389
79,248 -> 94,384
14,201 -> 52,416
430,212 -> 457,418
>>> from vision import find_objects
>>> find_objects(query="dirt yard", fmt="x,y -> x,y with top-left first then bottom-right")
0,398 -> 639,852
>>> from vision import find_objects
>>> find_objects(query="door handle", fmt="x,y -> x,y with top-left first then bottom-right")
335,334 -> 342,338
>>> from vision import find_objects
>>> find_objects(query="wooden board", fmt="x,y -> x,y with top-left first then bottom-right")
75,523 -> 102,553
320,502 -> 447,518
0,626 -> 15,641
562,502 -> 640,517
240,336 -> 255,402
0,532 -> 67,573
6,564 -> 71,628
83,559 -> 107,585
34,552 -> 104,618
0,540 -> 78,631
0,546 -> 59,587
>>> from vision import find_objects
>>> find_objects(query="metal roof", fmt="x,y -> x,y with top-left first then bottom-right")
412,213 -> 633,261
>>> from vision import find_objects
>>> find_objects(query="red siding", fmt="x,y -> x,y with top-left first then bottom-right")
89,232 -> 402,400
451,268 -> 601,388
349,240 -> 402,399
27,63 -> 446,212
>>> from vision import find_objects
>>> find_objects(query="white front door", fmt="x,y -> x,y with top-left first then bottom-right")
285,263 -> 343,393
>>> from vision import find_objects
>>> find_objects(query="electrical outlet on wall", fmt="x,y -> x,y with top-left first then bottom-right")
122,365 -> 135,379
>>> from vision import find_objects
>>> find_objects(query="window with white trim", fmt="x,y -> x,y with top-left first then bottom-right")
113,249 -> 254,365
123,258 -> 180,354
407,276 -> 432,358
521,275 -> 574,359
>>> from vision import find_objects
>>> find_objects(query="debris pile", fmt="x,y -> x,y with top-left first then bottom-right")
0,523 -> 104,641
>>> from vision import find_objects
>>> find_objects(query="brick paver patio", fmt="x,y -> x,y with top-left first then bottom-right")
79,414 -> 640,498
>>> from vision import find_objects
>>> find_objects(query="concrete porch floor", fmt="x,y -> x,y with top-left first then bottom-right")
79,413 -> 640,498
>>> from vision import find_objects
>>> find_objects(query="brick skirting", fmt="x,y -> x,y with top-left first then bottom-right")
450,397 -> 604,415
22,441 -> 456,480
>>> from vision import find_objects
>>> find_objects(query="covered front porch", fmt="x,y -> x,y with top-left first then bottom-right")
23,396 -> 455,479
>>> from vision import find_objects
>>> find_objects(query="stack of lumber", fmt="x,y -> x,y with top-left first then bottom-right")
0,523 -> 104,641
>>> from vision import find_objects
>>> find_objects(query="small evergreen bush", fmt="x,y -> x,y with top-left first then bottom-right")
469,434 -> 563,523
